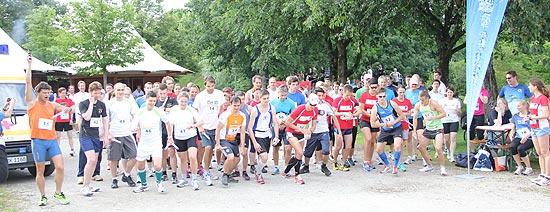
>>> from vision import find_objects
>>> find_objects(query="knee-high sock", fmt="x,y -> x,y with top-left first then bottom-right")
394,151 -> 402,167
294,160 -> 302,175
138,169 -> 147,186
378,152 -> 389,166
154,169 -> 163,184
284,157 -> 298,174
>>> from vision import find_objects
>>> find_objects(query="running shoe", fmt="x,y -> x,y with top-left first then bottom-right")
157,182 -> 165,193
347,158 -> 356,166
329,155 -> 335,163
204,172 -> 213,186
412,155 -> 418,161
256,173 -> 265,184
419,165 -> 434,172
522,168 -> 534,176
177,178 -> 189,188
362,162 -> 371,172
192,179 -> 200,190
333,163 -> 341,171
111,179 -> 119,189
299,166 -> 310,174
92,175 -> 103,181
343,160 -> 352,168
197,166 -> 205,175
77,176 -> 84,184
294,175 -> 305,184
449,158 -> 456,163
39,195 -> 48,206
530,175 -> 545,184
321,164 -> 331,176
440,167 -> 447,176
80,186 -> 93,197
392,166 -> 398,174
250,165 -> 257,175
262,165 -> 268,173
242,171 -> 250,181
69,149 -> 75,157
217,162 -> 224,172
133,185 -> 149,193
221,174 -> 229,186
422,159 -> 427,167
162,174 -> 168,181
535,177 -> 550,186
388,152 -> 394,161
398,163 -> 407,172
404,156 -> 412,165
281,172 -> 292,179
228,175 -> 239,183
122,174 -> 137,187
514,166 -> 525,175
172,173 -> 177,184
231,171 -> 239,178
89,185 -> 100,192
380,166 -> 391,174
271,167 -> 280,175
339,164 -> 350,171
53,192 -> 70,205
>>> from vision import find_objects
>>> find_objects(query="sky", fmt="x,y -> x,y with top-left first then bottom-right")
57,0 -> 188,10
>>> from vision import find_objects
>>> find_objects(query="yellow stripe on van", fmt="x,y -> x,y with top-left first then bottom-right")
4,130 -> 31,136
0,77 -> 26,81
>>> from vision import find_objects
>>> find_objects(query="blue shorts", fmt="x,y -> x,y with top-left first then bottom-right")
532,127 -> 550,138
31,138 -> 62,162
341,129 -> 353,135
304,132 -> 330,157
80,137 -> 102,153
200,129 -> 216,148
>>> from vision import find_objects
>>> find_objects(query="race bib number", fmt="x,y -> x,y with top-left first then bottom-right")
381,115 -> 395,123
518,128 -> 529,138
90,117 -> 101,128
530,119 -> 537,125
38,118 -> 53,130
424,112 -> 434,118
175,126 -> 189,137
399,106 -> 408,112
228,126 -> 239,136
142,126 -> 154,135
276,113 -> 287,121
60,113 -> 69,120
297,124 -> 308,130
475,103 -> 480,111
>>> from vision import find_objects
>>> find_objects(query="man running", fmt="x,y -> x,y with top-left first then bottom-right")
370,88 -> 406,174
413,90 -> 448,176
54,87 -> 75,156
358,79 -> 380,171
332,85 -> 359,171
107,83 -> 138,189
248,90 -> 279,184
215,97 -> 247,186
25,55 -> 70,205
269,85 -> 296,175
133,91 -> 172,193
155,83 -> 178,183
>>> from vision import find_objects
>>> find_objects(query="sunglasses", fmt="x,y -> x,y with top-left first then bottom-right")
377,95 -> 386,98
370,86 -> 378,89
506,77 -> 513,80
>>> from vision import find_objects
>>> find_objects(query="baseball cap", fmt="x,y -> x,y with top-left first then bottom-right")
308,93 -> 319,106
410,77 -> 419,85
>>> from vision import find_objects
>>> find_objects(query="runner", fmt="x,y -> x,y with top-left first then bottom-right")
301,87 -> 342,176
24,55 -> 71,205
413,90 -> 448,176
78,81 -> 109,196
527,78 -> 550,186
282,94 -> 319,184
132,91 -> 172,193
193,76 -> 225,186
167,93 -> 203,190
107,83 -> 138,189
248,90 -> 279,184
332,85 -> 359,171
392,85 -> 413,170
439,86 -> 461,163
54,87 -> 75,156
269,85 -> 296,175
245,75 -> 263,102
405,77 -> 422,162
215,96 -> 247,186
155,83 -> 178,183
371,87 -> 406,174
234,91 -> 252,180
358,79 -> 380,171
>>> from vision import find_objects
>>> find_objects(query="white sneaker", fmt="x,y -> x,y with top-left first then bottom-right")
522,168 -> 534,176
514,166 -> 525,175
419,165 -> 434,172
204,172 -> 213,186
440,167 -> 447,176
133,185 -> 149,193
449,157 -> 456,163
404,156 -> 412,164
192,179 -> 200,191
535,177 -> 550,186
157,182 -> 165,193
530,175 -> 545,184
422,159 -> 427,167
89,185 -> 100,192
412,155 -> 418,161
80,186 -> 93,197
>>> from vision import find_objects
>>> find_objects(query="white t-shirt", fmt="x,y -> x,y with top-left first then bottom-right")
439,98 -> 461,123
313,102 -> 334,134
169,107 -> 202,140
193,89 -> 225,130
132,107 -> 167,146
71,92 -> 90,114
268,88 -> 278,102
108,98 -> 138,137
438,81 -> 447,94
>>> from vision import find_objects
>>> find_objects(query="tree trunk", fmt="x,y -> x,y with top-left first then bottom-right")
336,38 -> 349,83
483,56 -> 498,117
324,28 -> 338,83
436,47 -> 451,85
102,70 -> 108,87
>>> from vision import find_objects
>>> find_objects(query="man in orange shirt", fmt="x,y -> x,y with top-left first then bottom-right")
25,55 -> 71,206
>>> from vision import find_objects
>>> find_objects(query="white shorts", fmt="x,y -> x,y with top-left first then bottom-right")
402,130 -> 409,140
136,142 -> 162,161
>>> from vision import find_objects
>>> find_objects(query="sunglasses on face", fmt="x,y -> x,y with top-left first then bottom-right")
377,95 -> 386,98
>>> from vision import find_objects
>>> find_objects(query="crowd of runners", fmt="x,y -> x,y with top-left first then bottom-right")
19,56 -> 550,206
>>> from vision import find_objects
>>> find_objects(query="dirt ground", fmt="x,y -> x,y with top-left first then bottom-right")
3,133 -> 550,212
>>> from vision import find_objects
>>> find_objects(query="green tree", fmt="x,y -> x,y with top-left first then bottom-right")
65,0 -> 143,85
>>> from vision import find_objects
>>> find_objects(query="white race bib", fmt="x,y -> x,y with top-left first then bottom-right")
174,126 -> 189,137
518,128 -> 529,138
142,126 -> 154,136
60,113 -> 69,120
90,117 -> 101,128
381,115 -> 395,123
228,126 -> 239,136
38,118 -> 53,130
297,124 -> 308,129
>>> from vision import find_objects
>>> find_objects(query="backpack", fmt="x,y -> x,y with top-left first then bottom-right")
473,144 -> 496,172
460,113 -> 467,130
455,152 -> 476,168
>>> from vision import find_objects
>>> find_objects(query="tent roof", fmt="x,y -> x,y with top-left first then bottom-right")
0,28 -> 72,77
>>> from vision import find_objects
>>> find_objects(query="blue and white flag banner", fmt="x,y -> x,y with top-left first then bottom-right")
466,0 -> 508,130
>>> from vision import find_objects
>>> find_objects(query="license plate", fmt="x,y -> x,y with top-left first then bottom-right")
7,156 -> 27,164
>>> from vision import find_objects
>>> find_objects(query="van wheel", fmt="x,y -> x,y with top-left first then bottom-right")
28,165 -> 56,177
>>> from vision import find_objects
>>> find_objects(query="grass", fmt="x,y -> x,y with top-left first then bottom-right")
0,187 -> 19,212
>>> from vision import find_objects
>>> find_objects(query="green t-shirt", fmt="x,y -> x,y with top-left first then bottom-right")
355,87 -> 368,100
419,100 -> 443,130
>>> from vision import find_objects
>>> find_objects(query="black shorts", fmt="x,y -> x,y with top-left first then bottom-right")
423,129 -> 443,140
55,122 -> 73,132
174,136 -> 198,152
235,133 -> 251,149
414,117 -> 425,130
378,127 -> 403,145
162,134 -> 168,148
358,119 -> 380,133
221,140 -> 240,157
443,122 -> 459,134
252,137 -> 271,154
286,132 -> 305,141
